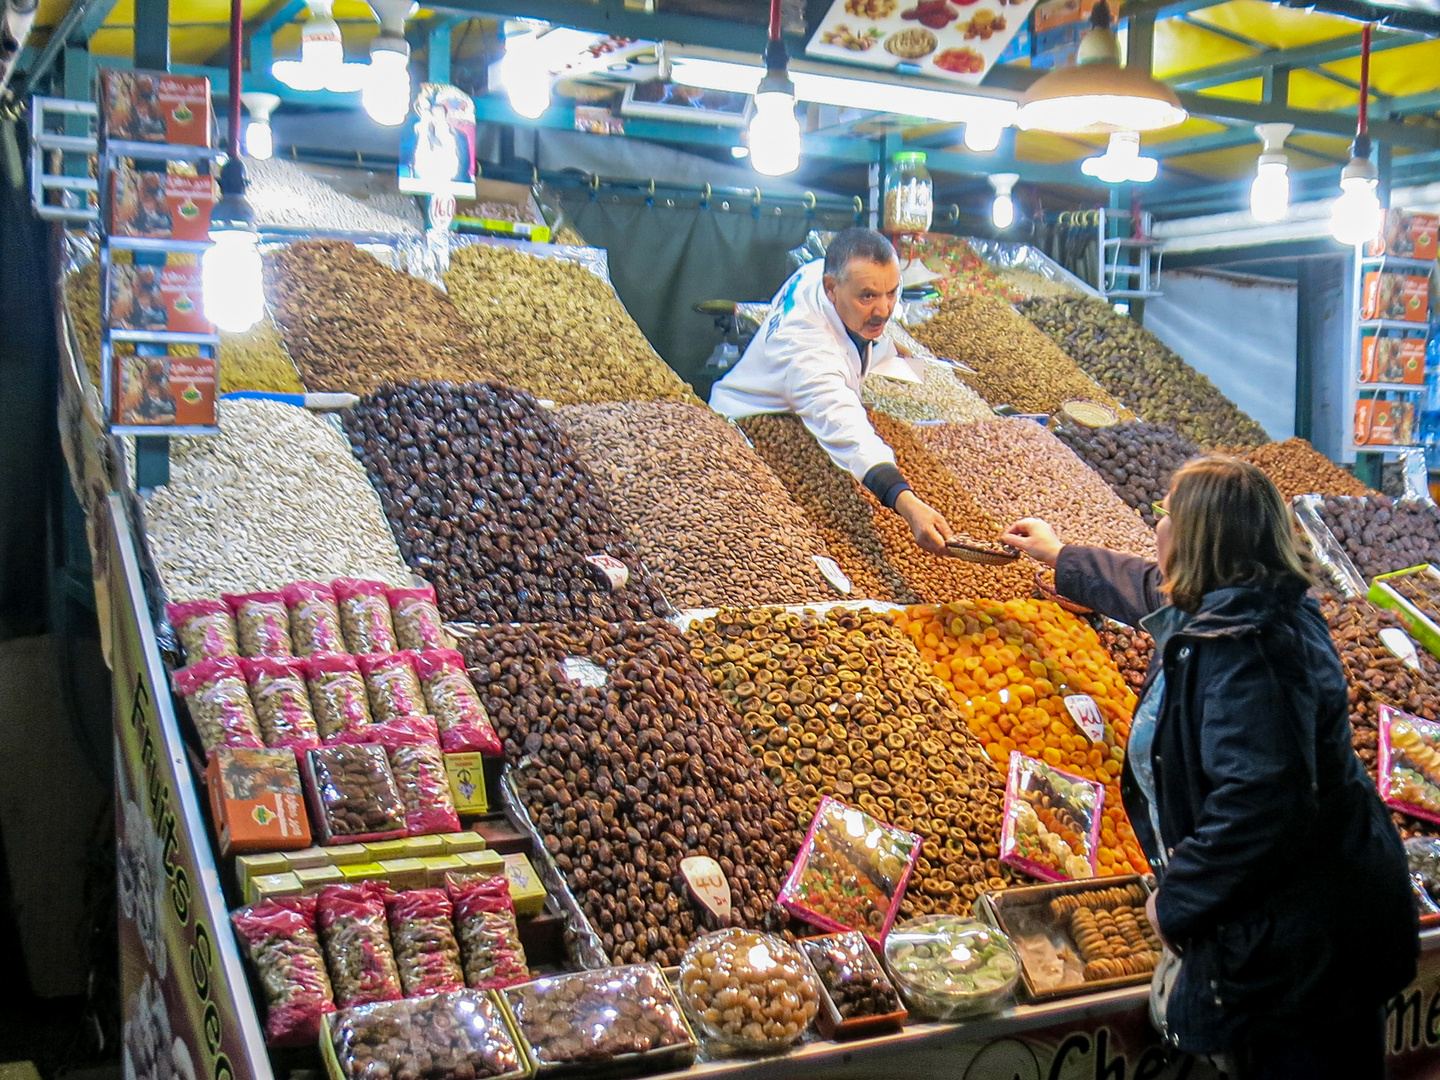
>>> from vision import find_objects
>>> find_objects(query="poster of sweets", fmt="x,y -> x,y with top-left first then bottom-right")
100,69 -> 212,147
109,345 -> 218,430
110,161 -> 217,241
805,0 -> 1039,83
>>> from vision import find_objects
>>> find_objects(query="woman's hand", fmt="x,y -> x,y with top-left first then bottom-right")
1146,889 -> 1171,951
1000,518 -> 1064,567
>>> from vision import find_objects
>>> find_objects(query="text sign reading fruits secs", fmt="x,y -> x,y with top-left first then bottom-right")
805,0 -> 1039,83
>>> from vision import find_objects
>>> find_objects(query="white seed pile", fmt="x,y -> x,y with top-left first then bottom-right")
245,158 -> 420,235
861,357 -> 994,425
142,398 -> 412,601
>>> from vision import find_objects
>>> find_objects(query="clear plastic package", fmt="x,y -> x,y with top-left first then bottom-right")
357,651 -> 427,725
327,990 -> 524,1080
305,652 -> 375,740
798,931 -> 905,1036
173,656 -> 265,753
283,581 -> 347,656
337,716 -> 460,836
445,872 -> 530,990
241,655 -> 321,750
502,965 -> 696,1074
1380,704 -> 1440,823
999,752 -> 1104,883
335,578 -> 399,655
303,744 -> 408,844
777,797 -> 920,947
882,916 -> 1020,1020
676,928 -> 820,1052
167,599 -> 239,663
389,585 -> 452,652
385,888 -> 465,998
231,894 -> 336,1047
317,881 -> 404,1008
413,650 -> 501,755
224,590 -> 296,658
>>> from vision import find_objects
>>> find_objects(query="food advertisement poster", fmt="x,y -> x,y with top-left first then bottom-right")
398,83 -> 477,198
805,0 -> 1039,83
109,346 -> 218,432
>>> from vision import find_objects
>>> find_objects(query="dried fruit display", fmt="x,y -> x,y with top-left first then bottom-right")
1094,621 -> 1154,696
902,235 -> 1021,304
860,357 -> 994,425
910,294 -> 1131,417
459,619 -> 798,965
1240,439 -> 1375,500
345,380 -> 669,626
919,419 -> 1155,559
1020,296 -> 1269,449
1054,422 -> 1200,528
895,600 -> 1149,876
444,244 -> 696,405
1312,496 -> 1440,582
555,402 -> 841,608
685,605 -> 1014,918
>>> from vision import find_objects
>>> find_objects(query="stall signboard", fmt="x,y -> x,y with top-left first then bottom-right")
804,0 -> 1040,84
107,493 -> 271,1080
398,84 -> 477,198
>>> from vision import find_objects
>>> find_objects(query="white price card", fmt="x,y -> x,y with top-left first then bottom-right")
561,657 -> 609,687
585,553 -> 630,590
1380,627 -> 1424,672
813,555 -> 852,595
680,855 -> 732,921
1064,694 -> 1106,742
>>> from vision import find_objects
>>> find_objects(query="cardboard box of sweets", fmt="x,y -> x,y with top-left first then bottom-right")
1362,271 -> 1430,323
1356,399 -> 1417,446
107,253 -> 210,334
1368,210 -> 1440,262
1361,334 -> 1427,385
100,70 -> 212,147
207,747 -> 311,857
111,161 -> 216,240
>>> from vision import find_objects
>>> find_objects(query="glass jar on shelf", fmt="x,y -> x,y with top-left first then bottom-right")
884,152 -> 933,234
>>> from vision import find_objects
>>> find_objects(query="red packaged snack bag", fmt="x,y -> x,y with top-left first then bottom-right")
223,591 -> 295,658
337,716 -> 460,836
305,653 -> 374,740
166,599 -> 238,663
317,882 -> 404,1008
231,895 -> 336,1047
414,650 -> 502,755
357,651 -> 426,724
283,581 -> 346,656
240,656 -> 321,750
334,579 -> 399,655
385,888 -> 465,997
388,585 -> 451,652
303,744 -> 409,844
173,657 -> 264,752
445,872 -> 530,990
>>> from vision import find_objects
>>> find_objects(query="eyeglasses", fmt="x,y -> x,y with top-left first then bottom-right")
1151,501 -> 1170,519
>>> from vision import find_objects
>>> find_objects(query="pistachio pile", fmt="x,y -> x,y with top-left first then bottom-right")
860,358 -> 994,425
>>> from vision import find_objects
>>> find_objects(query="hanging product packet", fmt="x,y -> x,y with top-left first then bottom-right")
305,652 -> 375,740
385,887 -> 466,997
283,580 -> 347,656
334,578 -> 400,655
336,715 -> 461,836
240,656 -> 321,751
388,584 -> 453,652
173,656 -> 265,753
999,751 -> 1105,883
317,881 -> 405,1008
777,796 -> 922,950
231,894 -> 336,1047
445,872 -> 530,990
302,744 -> 409,844
357,651 -> 427,725
166,599 -> 239,663
1380,704 -> 1440,824
414,649 -> 502,755
224,590 -> 296,658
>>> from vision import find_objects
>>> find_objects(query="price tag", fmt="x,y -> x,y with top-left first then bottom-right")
428,193 -> 456,231
585,554 -> 630,590
680,855 -> 732,921
561,657 -> 609,687
1064,694 -> 1106,742
813,555 -> 852,595
1381,627 -> 1424,672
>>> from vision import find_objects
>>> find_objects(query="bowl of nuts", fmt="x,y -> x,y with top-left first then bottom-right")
677,929 -> 822,1054
882,916 -> 1020,1020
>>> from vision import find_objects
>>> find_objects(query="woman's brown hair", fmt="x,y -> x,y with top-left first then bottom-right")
1162,455 -> 1314,612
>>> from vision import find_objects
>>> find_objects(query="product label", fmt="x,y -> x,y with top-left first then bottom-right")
813,555 -> 852,595
584,554 -> 630,590
680,855 -> 732,921
1063,694 -> 1106,742
443,751 -> 489,814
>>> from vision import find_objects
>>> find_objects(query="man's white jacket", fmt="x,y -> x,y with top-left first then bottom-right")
709,260 -> 923,483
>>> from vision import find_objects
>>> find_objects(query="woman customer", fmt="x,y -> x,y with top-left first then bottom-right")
1000,456 -> 1416,1080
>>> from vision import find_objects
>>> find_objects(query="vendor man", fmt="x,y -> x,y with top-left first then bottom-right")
709,227 -> 954,553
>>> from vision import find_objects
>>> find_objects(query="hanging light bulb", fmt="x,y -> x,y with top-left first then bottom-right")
500,29 -> 552,119
748,3 -> 801,181
1331,151 -> 1383,247
204,155 -> 264,333
1081,131 -> 1158,183
964,119 -> 1004,153
1249,122 -> 1292,224
989,172 -> 1018,229
240,92 -> 279,160
364,40 -> 411,125
273,0 -> 368,93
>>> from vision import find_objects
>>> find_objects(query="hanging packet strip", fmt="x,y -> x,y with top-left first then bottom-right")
999,751 -> 1104,883
231,895 -> 335,1047
1379,705 -> 1440,825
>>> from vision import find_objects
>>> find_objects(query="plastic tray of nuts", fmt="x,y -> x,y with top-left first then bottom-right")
319,990 -> 529,1080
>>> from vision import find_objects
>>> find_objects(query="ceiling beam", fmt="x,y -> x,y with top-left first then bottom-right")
425,0 -> 775,53
1174,91 -> 1440,149
1170,29 -> 1425,91
15,0 -> 121,88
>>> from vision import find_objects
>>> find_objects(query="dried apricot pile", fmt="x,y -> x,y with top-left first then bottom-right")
896,600 -> 1149,877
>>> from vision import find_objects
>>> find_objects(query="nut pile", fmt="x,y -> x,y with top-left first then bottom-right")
1054,422 -> 1200,528
1311,497 -> 1440,581
444,244 -> 696,405
895,601 -> 1148,876
263,240 -> 494,394
860,357 -> 995,425
1241,439 -> 1375,500
246,158 -> 421,235
459,619 -> 798,964
554,402 -> 840,608
346,381 -> 669,625
678,930 -> 820,1049
143,398 -> 411,601
1094,621 -> 1155,696
909,294 -> 1131,417
684,605 -> 1013,918
1020,296 -> 1269,449
919,419 -> 1156,559
995,267 -> 1078,301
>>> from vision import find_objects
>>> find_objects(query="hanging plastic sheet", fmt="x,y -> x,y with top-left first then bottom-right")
1294,495 -> 1368,598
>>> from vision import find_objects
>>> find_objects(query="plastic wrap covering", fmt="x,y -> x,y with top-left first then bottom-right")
327,991 -> 526,1080
1404,450 -> 1436,506
1294,495 -> 1368,598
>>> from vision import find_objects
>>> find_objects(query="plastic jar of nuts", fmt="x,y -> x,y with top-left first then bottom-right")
884,152 -> 933,234
677,929 -> 821,1052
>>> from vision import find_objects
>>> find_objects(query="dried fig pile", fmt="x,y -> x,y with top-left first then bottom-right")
1312,496 -> 1440,582
1054,422 -> 1200,528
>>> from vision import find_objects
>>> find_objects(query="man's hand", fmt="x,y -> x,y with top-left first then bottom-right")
1000,517 -> 1064,567
895,491 -> 954,555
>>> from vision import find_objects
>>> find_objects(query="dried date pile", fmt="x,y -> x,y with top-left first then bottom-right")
1054,422 -> 1200,528
554,402 -> 840,608
459,619 -> 798,965
1094,621 -> 1155,695
1241,439 -> 1374,500
1020,296 -> 1269,449
1311,496 -> 1440,582
345,381 -> 669,625
684,605 -> 1012,918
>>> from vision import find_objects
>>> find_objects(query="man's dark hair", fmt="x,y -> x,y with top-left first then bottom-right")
823,228 -> 898,282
